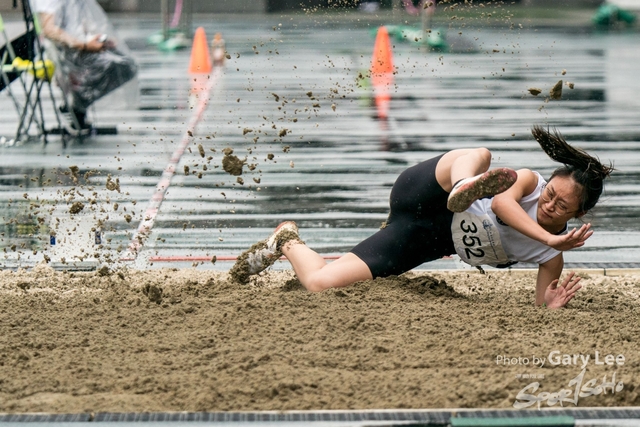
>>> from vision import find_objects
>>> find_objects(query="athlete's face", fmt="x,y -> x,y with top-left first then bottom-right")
537,175 -> 584,231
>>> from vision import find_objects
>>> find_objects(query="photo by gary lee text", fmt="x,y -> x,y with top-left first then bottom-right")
496,350 -> 625,369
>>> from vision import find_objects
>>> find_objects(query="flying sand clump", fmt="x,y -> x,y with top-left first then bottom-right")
549,80 -> 563,100
221,148 -> 245,176
105,175 -> 120,192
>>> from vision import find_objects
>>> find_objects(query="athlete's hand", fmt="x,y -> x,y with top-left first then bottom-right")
546,223 -> 592,252
544,272 -> 582,309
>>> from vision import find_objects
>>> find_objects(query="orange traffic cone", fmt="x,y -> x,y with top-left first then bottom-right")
371,26 -> 394,76
370,26 -> 394,120
189,27 -> 212,74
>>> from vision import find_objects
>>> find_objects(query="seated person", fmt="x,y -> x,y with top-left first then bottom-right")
30,0 -> 137,129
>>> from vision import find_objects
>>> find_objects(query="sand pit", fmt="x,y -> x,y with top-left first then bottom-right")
0,265 -> 639,413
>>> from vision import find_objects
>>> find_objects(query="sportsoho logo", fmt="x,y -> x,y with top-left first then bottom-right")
495,350 -> 626,409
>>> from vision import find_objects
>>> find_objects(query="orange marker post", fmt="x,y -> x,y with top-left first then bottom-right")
370,26 -> 394,120
211,32 -> 226,68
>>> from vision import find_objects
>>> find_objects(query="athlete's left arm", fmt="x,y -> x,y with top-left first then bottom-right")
536,253 -> 582,308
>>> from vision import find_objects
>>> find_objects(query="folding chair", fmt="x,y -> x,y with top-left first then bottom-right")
0,1 -> 62,144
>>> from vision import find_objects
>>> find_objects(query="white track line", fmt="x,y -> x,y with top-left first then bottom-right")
125,68 -> 222,259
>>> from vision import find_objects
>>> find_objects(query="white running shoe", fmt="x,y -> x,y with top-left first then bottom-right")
447,168 -> 518,213
229,221 -> 299,283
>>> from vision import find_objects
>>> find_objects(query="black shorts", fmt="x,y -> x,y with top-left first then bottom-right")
350,154 -> 455,278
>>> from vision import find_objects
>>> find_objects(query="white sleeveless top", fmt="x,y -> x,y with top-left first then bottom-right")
450,172 -> 565,267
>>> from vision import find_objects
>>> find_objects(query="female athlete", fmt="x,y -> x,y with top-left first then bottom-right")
230,125 -> 613,309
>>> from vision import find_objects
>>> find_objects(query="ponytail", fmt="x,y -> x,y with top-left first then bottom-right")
531,125 -> 614,213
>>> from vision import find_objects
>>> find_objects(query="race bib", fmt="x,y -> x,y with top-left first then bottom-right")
451,211 -> 510,267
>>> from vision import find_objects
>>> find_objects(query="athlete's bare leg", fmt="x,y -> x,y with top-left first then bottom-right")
254,148 -> 491,291
435,148 -> 492,192
281,241 -> 373,292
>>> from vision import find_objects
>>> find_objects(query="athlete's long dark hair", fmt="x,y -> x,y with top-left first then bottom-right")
532,125 -> 614,214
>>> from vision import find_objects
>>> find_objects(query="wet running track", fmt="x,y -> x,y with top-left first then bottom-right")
1,12 -> 639,271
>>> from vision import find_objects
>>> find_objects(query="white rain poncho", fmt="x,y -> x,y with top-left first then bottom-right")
30,0 -> 137,110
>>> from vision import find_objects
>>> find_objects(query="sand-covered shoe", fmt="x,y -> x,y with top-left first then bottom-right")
447,168 -> 518,213
265,221 -> 299,251
229,221 -> 299,283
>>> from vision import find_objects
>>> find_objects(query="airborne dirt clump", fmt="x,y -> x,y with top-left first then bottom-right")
69,166 -> 80,184
549,80 -> 563,100
0,267 -> 639,413
68,201 -> 84,214
221,147 -> 245,176
106,175 -> 120,192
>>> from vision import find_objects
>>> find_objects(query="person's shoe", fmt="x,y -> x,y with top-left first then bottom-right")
59,105 -> 91,131
265,221 -> 299,252
447,168 -> 518,213
73,110 -> 89,130
229,221 -> 299,283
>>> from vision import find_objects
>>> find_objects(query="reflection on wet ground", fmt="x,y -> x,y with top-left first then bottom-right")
1,14 -> 639,270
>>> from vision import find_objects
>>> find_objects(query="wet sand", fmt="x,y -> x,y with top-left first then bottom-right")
1,265 -> 639,413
